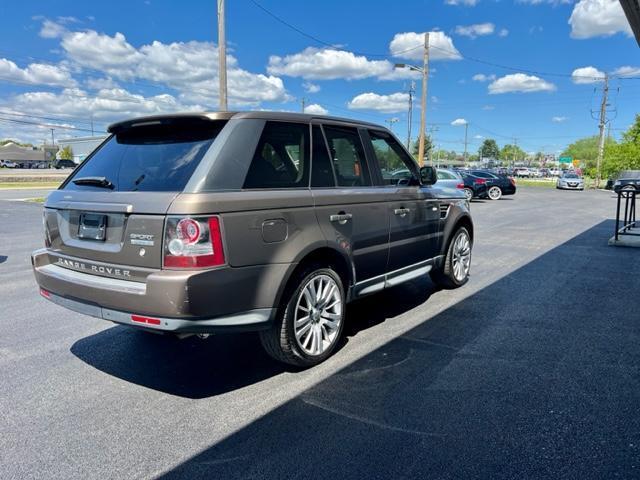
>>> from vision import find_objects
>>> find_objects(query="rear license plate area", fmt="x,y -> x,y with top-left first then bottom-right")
78,213 -> 107,241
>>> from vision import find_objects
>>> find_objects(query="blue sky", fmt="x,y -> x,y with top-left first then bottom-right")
0,0 -> 638,154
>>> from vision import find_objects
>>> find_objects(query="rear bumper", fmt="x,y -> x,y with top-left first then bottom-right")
32,249 -> 289,332
39,289 -> 274,333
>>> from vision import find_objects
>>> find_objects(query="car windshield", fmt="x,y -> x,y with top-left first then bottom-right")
564,173 -> 579,178
64,120 -> 226,192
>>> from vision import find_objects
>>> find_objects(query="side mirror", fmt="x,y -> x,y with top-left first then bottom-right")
420,166 -> 437,186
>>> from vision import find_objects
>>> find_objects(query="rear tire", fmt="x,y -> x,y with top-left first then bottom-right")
488,186 -> 502,200
463,188 -> 474,201
260,265 -> 345,367
430,227 -> 472,289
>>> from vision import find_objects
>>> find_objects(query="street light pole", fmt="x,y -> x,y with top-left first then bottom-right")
217,0 -> 228,111
417,32 -> 430,167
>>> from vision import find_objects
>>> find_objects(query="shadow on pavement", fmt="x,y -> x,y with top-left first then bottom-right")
70,270 -> 435,399
158,220 -> 640,479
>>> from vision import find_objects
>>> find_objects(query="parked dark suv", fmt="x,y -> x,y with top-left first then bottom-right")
32,112 -> 474,366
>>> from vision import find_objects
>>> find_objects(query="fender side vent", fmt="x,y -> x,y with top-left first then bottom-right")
439,203 -> 451,219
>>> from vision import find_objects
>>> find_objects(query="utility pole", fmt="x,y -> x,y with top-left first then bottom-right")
217,0 -> 228,111
301,97 -> 306,113
417,32 -> 430,167
406,81 -> 415,150
90,115 -> 94,136
595,74 -> 609,189
50,128 -> 55,146
463,122 -> 469,166
512,137 -> 518,166
429,125 -> 439,166
385,118 -> 399,133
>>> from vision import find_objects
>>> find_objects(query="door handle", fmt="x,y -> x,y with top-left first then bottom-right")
330,213 -> 353,225
394,208 -> 410,217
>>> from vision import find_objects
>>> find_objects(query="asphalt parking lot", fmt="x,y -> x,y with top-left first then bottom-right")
1,188 -> 638,479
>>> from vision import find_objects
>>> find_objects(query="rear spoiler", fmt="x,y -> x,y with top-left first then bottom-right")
107,113 -> 234,134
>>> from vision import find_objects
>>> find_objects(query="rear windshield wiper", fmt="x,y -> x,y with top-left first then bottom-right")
72,176 -> 115,189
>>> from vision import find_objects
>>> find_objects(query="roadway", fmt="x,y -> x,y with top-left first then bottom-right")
0,188 -> 637,479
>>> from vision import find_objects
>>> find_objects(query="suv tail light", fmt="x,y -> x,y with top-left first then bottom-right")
163,216 -> 225,268
456,182 -> 465,189
473,178 -> 487,185
509,177 -> 516,186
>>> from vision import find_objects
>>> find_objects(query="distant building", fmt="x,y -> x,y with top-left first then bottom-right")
57,136 -> 108,164
0,143 -> 49,168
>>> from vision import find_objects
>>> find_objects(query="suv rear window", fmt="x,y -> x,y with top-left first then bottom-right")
64,121 -> 225,192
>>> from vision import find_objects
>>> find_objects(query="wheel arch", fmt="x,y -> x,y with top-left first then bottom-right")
441,212 -> 474,257
273,246 -> 354,311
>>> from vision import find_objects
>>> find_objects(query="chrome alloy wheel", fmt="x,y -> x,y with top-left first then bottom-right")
452,231 -> 471,282
294,274 -> 343,356
488,186 -> 502,200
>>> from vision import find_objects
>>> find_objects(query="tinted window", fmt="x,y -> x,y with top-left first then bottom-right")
244,122 -> 310,189
472,171 -> 496,179
323,126 -> 370,187
368,130 -> 417,185
64,121 -> 225,192
437,170 -> 457,180
311,125 -> 335,188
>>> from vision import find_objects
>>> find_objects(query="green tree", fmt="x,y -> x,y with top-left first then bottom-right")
478,139 -> 500,160
59,146 -> 74,160
602,114 -> 640,178
411,135 -> 433,161
499,144 -> 526,164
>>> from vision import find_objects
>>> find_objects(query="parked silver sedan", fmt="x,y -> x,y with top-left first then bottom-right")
556,172 -> 584,190
437,168 -> 464,189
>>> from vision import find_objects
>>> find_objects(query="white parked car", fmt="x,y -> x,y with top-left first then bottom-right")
0,160 -> 17,168
514,167 -> 530,178
548,168 -> 561,177
556,172 -> 584,190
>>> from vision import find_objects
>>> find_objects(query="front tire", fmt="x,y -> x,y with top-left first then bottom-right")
488,186 -> 502,200
463,188 -> 474,201
430,227 -> 472,289
260,265 -> 345,367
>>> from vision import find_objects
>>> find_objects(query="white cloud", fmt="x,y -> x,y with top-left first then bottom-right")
472,73 -> 496,82
569,0 -> 632,39
482,105 -> 495,110
268,47 -> 400,80
9,87 -> 196,123
552,116 -> 568,123
389,31 -> 461,61
451,118 -> 468,126
498,28 -> 509,37
303,103 -> 328,115
488,73 -> 556,94
445,0 -> 478,5
455,23 -> 495,38
0,58 -> 76,87
612,66 -> 640,78
571,66 -> 605,84
39,19 -> 67,39
55,26 -> 289,107
347,92 -> 409,113
84,77 -> 119,90
474,134 -> 484,139
303,82 -> 320,93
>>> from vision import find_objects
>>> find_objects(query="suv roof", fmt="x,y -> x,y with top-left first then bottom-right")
108,111 -> 383,133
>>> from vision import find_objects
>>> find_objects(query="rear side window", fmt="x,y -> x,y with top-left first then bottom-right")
243,122 -> 310,189
323,125 -> 371,187
437,170 -> 457,180
64,121 -> 225,192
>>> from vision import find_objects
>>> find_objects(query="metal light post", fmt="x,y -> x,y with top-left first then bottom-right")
394,32 -> 430,166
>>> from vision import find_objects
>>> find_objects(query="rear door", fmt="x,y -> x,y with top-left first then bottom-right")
365,129 -> 441,272
311,123 -> 390,284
